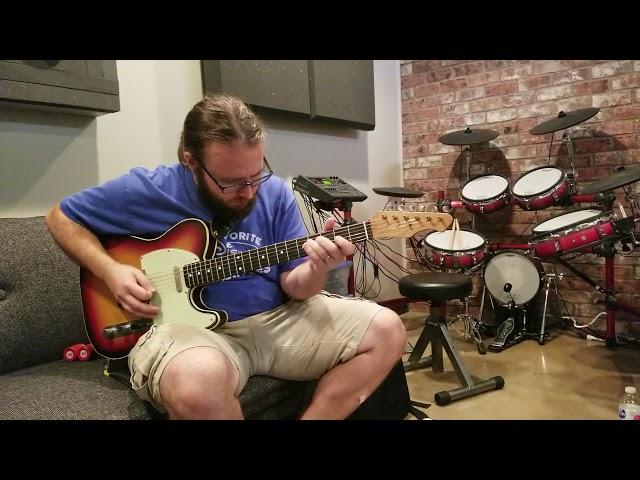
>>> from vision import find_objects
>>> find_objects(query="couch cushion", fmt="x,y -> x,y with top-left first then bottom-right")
0,359 -> 311,420
0,217 -> 88,374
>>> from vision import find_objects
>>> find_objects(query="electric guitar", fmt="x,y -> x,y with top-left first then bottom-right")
81,211 -> 453,359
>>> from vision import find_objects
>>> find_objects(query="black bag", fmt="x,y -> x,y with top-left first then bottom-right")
347,360 -> 410,420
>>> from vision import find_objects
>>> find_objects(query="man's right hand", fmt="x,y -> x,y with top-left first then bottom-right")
102,262 -> 161,318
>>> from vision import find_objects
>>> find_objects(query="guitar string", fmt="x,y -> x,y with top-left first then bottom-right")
143,218 -> 428,285
146,230 -> 373,285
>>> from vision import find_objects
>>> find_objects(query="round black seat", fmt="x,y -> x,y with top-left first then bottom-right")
399,273 -> 472,302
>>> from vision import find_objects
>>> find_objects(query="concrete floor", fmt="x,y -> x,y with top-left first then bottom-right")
401,312 -> 640,420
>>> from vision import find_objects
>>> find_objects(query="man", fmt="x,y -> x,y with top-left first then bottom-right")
46,94 -> 406,419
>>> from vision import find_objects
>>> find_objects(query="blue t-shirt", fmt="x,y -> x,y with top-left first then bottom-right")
60,163 -> 308,321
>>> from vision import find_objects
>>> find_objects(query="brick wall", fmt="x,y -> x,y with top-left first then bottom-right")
401,60 -> 640,336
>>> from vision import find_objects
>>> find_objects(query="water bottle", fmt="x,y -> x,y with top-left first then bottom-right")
618,386 -> 640,420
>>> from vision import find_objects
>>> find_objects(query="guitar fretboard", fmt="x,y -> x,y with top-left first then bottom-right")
183,221 -> 373,288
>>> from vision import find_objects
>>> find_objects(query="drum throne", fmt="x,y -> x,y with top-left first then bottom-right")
400,272 -> 504,405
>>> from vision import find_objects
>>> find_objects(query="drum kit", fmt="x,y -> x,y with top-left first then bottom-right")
402,107 -> 640,351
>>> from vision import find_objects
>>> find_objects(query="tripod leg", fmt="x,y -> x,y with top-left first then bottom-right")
438,323 -> 473,387
404,316 -> 437,371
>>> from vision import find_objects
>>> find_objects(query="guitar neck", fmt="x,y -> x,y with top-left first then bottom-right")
183,221 -> 372,288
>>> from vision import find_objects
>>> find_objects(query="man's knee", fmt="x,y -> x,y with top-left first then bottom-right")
159,347 -> 239,418
362,308 -> 407,358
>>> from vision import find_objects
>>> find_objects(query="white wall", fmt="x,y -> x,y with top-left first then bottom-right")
0,60 -> 403,300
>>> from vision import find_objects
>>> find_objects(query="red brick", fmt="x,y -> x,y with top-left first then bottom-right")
414,83 -> 440,97
404,168 -> 430,180
401,73 -> 426,89
556,96 -> 593,112
441,102 -> 470,116
400,63 -> 413,76
560,291 -> 598,304
468,71 -> 500,87
412,60 -> 442,73
553,154 -> 593,169
591,60 -> 633,79
503,145 -> 538,159
612,134 -> 638,149
442,60 -> 468,66
403,158 -> 416,168
428,142 -> 458,154
403,145 -> 428,158
518,102 -> 558,118
500,65 -> 533,81
426,166 -> 454,179
416,156 -> 443,167
414,107 -> 441,121
574,137 -> 613,154
635,61 -> 640,72
484,134 -> 516,148
455,112 -> 486,126
487,108 -> 518,123
535,84 -> 577,101
635,88 -> 640,103
593,150 -> 635,166
518,76 -> 551,91
440,78 -> 468,93
610,73 -> 640,90
427,117 -> 457,132
486,60 -> 530,70
485,81 -> 518,96
455,87 -> 484,102
532,61 -> 577,75
593,91 -> 632,107
550,68 -> 590,85
440,92 -> 455,104
469,96 -> 505,112
594,120 -> 635,136
520,132 -> 550,145
501,92 -> 535,107
401,88 -> 413,101
502,118 -> 536,134
453,61 -> 485,77
591,80 -> 609,93
425,68 -> 455,83
402,122 -> 426,134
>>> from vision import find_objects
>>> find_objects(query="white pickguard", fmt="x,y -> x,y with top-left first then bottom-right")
140,248 -> 224,330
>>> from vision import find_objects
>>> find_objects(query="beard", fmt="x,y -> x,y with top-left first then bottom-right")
194,167 -> 257,227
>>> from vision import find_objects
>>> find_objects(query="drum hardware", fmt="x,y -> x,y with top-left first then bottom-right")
454,296 -> 487,355
439,128 -> 500,230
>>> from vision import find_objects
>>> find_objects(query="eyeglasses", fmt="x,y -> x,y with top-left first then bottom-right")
200,156 -> 273,194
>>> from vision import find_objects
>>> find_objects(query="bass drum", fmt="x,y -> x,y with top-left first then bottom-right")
483,251 -> 544,306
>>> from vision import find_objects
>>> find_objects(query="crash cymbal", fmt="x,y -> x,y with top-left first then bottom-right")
582,165 -> 640,194
438,127 -> 499,145
530,107 -> 600,135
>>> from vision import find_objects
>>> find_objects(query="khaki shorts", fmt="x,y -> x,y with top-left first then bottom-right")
128,291 -> 384,413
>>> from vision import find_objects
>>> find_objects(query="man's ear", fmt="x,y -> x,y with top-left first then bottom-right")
183,150 -> 198,173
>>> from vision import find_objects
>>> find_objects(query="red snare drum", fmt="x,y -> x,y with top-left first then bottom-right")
511,166 -> 570,211
461,174 -> 511,214
531,208 -> 616,258
422,229 -> 487,271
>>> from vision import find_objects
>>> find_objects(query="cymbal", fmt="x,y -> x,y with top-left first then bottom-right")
582,166 -> 640,194
373,187 -> 424,198
529,107 -> 600,135
438,128 -> 499,145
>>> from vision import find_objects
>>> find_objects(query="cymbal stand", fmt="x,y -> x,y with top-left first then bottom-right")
463,147 -> 476,230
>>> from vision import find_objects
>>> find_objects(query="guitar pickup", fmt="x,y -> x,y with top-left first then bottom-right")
103,319 -> 154,339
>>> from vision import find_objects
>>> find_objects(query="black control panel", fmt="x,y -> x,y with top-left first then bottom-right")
292,176 -> 368,204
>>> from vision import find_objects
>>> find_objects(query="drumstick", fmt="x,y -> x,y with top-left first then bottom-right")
455,220 -> 463,250
449,219 -> 457,249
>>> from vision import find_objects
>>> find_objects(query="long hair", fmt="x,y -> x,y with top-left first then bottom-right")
177,94 -> 267,165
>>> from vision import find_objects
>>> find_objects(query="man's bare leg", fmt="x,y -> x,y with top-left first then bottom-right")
300,309 -> 406,419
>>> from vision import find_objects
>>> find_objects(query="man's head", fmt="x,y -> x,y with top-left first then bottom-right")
178,94 -> 270,224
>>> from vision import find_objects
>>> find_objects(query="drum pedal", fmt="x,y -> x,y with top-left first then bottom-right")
488,317 -> 515,352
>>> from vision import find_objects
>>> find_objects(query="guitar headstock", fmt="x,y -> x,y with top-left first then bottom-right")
370,211 -> 453,238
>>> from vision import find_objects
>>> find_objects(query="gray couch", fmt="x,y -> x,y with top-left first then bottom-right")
0,216 -> 409,420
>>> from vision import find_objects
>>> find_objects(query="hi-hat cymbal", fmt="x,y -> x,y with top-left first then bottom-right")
582,165 -> 640,194
438,128 -> 499,145
530,107 -> 600,135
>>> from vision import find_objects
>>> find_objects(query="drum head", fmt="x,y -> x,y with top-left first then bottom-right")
425,230 -> 485,251
484,252 -> 542,305
533,208 -> 603,234
462,175 -> 509,201
512,167 -> 563,197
